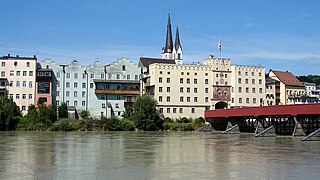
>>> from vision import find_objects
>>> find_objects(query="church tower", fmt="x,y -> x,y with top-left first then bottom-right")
162,13 -> 174,59
173,26 -> 183,64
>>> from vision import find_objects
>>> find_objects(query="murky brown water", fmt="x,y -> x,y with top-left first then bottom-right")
0,131 -> 319,179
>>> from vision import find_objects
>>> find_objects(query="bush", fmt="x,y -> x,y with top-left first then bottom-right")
59,118 -> 73,131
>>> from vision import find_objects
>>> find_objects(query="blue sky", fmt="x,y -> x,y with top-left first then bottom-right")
1,0 -> 320,75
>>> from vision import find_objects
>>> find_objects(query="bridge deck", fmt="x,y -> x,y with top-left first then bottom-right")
205,104 -> 320,118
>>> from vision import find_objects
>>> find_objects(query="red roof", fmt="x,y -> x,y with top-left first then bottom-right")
271,70 -> 304,87
205,104 -> 320,118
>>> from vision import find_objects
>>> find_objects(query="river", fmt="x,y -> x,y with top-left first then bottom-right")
0,131 -> 319,179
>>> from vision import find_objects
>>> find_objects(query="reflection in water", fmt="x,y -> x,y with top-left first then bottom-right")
0,132 -> 320,179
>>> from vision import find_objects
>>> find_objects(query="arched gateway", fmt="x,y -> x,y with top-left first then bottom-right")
215,101 -> 228,109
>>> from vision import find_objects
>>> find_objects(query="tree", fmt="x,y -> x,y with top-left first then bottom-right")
79,110 -> 90,119
58,102 -> 68,119
132,95 -> 162,131
0,96 -> 21,130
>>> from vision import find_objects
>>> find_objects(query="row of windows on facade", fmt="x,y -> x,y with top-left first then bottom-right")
1,70 -> 34,77
287,90 -> 304,96
232,87 -> 264,93
6,81 -> 33,88
9,94 -> 33,100
238,71 -> 262,76
159,87 -> 210,94
159,77 -> 204,84
56,82 -> 94,89
238,78 -> 263,84
56,72 -> 139,80
158,96 -> 208,103
231,97 -> 264,104
56,100 -> 86,107
159,107 -> 196,114
160,71 -> 209,76
1,61 -> 31,67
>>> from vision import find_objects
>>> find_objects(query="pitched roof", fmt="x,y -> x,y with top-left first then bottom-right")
271,70 -> 304,87
163,13 -> 173,54
174,26 -> 182,52
139,57 -> 176,71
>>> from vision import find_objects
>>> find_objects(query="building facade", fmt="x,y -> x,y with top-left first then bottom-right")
0,54 -> 37,115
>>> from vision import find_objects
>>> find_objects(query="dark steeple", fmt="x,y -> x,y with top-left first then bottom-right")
164,12 -> 173,53
174,26 -> 182,52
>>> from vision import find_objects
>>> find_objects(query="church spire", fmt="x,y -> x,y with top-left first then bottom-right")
174,26 -> 182,52
173,25 -> 183,64
162,12 -> 173,59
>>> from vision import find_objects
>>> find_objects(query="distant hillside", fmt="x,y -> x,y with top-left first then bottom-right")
297,75 -> 320,85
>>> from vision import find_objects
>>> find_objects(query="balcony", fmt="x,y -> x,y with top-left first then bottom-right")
95,89 -> 140,95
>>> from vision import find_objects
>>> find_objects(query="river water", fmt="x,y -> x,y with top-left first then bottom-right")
0,131 -> 319,180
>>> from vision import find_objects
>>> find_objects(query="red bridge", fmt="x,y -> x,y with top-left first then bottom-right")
205,104 -> 320,135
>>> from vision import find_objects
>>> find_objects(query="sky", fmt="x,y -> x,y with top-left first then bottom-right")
1,0 -> 320,75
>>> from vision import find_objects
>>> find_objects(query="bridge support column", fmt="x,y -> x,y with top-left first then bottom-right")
221,121 -> 240,134
255,125 -> 276,137
301,128 -> 320,141
292,118 -> 305,137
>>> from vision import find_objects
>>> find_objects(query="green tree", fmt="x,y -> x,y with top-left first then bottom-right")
0,96 -> 21,130
132,95 -> 162,131
79,110 -> 90,119
58,102 -> 68,119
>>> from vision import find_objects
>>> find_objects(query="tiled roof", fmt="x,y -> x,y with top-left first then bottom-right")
271,70 -> 304,87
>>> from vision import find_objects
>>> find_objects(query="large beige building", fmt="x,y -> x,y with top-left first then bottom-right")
231,65 -> 266,107
0,54 -> 37,114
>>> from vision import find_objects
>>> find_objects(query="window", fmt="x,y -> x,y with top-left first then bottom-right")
82,91 -> 86,97
73,73 -> 78,79
194,79 -> 198,84
238,78 -> 241,84
245,72 -> 248,76
90,74 -> 94,78
205,97 -> 209,102
74,91 -> 78,97
187,78 -> 190,84
245,79 -> 248,84
232,98 -> 234,103
180,97 -> 184,102
167,87 -> 170,92
159,96 -> 162,102
159,71 -> 162,74
246,87 -> 249,93
56,91 -> 60,97
122,65 -> 126,71
28,94 -> 33,100
167,108 -> 170,113
239,98 -> 242,103
179,108 -> 183,113
159,87 -> 163,92
74,82 -> 78,88
117,95 -> 121,100
90,83 -> 94,88
82,101 -> 86,106
22,81 -> 26,87
225,74 -> 228,78
173,108 -> 177,113
66,82 -> 70,88
74,101 -> 78,106
252,88 -> 256,93
9,94 -> 13,99
66,73 -> 70,79
26,62 -> 30,67
66,91 -> 70,97
259,72 -> 262,76
66,101 -> 69,106
166,96 -> 170,102
159,108 -> 163,113
159,77 -> 162,83
238,71 -> 241,75
16,81 -> 20,87
252,79 -> 255,84
187,97 -> 190,102
57,72 -> 60,78
135,75 -> 138,80
83,73 -> 86,79
253,98 -> 257,104
238,87 -> 242,93
166,78 -> 170,83
259,79 -> 262,84
187,87 -> 190,93
22,106 -> 26,111
29,81 -> 32,88
205,79 -> 208,84
180,78 -> 183,83
181,72 -> 184,75
10,70 -> 14,76
180,87 -> 183,93
29,71 -> 33,76
22,94 -> 26,99
168,72 -> 170,75
16,94 -> 20,99
191,108 -> 195,114
194,88 -> 198,93
126,75 -> 130,80
1,71 -> 5,77
205,88 -> 209,93
1,62 -> 5,67
259,88 -> 263,93
194,97 -> 198,102
23,71 -> 27,76
82,83 -> 86,88
56,100 -> 60,106
252,72 -> 255,76
246,98 -> 250,103
216,74 -> 219,78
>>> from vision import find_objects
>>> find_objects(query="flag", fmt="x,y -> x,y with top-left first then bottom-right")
218,40 -> 221,51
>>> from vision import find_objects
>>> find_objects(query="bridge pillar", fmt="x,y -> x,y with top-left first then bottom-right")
292,118 -> 305,137
255,125 -> 276,137
221,121 -> 240,134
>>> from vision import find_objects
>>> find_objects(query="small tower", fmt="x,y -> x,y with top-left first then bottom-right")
162,13 -> 173,59
173,26 -> 183,64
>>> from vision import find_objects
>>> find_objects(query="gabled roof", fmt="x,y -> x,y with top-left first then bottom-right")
270,70 -> 304,87
139,57 -> 176,71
